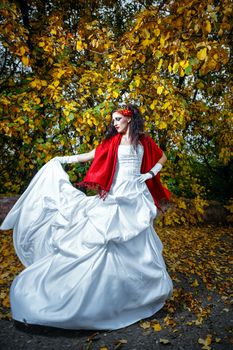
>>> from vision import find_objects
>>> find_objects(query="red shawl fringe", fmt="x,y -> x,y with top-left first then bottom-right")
76,181 -> 108,199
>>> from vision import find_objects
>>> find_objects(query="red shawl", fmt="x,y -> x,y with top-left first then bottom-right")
78,133 -> 170,209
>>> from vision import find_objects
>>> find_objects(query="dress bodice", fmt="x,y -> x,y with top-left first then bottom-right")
114,144 -> 144,180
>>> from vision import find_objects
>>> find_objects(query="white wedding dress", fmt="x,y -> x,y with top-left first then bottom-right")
1,144 -> 173,330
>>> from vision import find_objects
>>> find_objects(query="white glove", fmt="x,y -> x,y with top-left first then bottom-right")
52,155 -> 79,164
138,163 -> 163,183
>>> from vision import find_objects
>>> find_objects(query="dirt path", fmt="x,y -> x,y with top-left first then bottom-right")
0,284 -> 231,350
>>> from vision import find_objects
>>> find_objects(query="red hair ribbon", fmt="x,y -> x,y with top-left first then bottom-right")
116,109 -> 133,117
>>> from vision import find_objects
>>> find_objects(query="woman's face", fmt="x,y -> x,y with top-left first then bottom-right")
112,112 -> 131,134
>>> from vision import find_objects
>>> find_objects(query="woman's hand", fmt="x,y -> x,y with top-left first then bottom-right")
138,172 -> 153,183
138,163 -> 163,183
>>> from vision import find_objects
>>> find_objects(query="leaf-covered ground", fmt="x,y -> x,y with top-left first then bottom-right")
0,225 -> 232,350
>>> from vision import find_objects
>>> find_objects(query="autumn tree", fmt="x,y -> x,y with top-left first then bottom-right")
0,0 -> 232,224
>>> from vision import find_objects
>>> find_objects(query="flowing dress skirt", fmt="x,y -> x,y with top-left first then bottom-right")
1,146 -> 173,330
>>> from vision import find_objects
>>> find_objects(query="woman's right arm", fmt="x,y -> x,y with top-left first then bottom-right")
53,148 -> 96,164
75,149 -> 95,163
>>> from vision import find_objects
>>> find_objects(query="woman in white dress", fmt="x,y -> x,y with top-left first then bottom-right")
1,104 -> 173,330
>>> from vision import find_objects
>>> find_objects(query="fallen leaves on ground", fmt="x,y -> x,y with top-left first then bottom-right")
140,225 -> 232,346
0,229 -> 24,318
114,339 -> 128,350
159,225 -> 232,323
198,334 -> 212,350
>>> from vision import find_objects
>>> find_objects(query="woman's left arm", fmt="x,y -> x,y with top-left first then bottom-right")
157,151 -> 167,166
138,151 -> 167,183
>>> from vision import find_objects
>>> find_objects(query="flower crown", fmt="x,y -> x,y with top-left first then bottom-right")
116,109 -> 133,117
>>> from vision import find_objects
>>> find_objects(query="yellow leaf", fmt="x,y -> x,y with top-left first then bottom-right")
205,20 -> 211,33
140,321 -> 151,329
191,279 -> 199,287
38,42 -> 45,47
150,101 -> 157,110
141,39 -> 151,48
104,43 -> 110,49
76,40 -> 83,51
144,29 -> 150,39
93,118 -> 98,126
158,58 -> 163,70
178,201 -> 186,209
91,38 -> 99,48
97,88 -> 103,95
197,81 -> 205,89
160,35 -> 165,48
115,64 -> 121,71
159,338 -> 170,344
205,335 -> 212,346
207,59 -> 217,70
135,76 -> 141,87
112,90 -> 119,98
115,339 -> 128,345
121,45 -> 127,54
173,62 -> 179,73
180,60 -> 189,69
197,47 -> 207,61
152,323 -> 162,331
22,56 -> 29,65
179,68 -> 185,77
157,86 -> 164,95
195,318 -> 203,326
140,106 -> 146,113
35,97 -> 41,104
159,121 -> 167,129
55,69 -> 66,78
162,102 -> 170,110
154,28 -> 160,36
30,81 -> 37,88
19,46 -> 26,55
50,29 -> 57,35
198,334 -> 212,348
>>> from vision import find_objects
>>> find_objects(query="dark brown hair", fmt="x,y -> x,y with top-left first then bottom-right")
105,104 -> 145,146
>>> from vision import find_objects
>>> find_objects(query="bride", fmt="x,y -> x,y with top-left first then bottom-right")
1,104 -> 173,330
